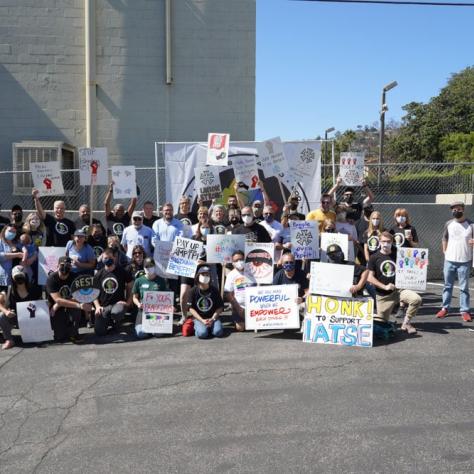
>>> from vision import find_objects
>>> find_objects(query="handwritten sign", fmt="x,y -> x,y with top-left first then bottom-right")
166,237 -> 204,278
195,166 -> 222,201
153,241 -> 178,280
245,284 -> 300,330
245,242 -> 274,284
30,161 -> 64,196
79,147 -> 109,185
395,247 -> 429,291
206,234 -> 246,264
231,155 -> 259,189
142,291 -> 174,334
38,247 -> 66,285
207,132 -> 229,166
111,166 -> 137,199
256,137 -> 288,178
303,295 -> 373,348
320,232 -> 349,262
290,220 -> 319,260
17,300 -> 54,343
286,142 -> 321,187
310,261 -> 353,298
340,152 -> 364,187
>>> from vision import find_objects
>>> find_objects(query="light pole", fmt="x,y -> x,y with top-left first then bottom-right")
324,127 -> 335,183
378,81 -> 397,186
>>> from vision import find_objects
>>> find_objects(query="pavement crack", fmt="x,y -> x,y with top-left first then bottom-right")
0,347 -> 24,372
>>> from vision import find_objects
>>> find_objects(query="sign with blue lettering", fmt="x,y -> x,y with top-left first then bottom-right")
166,236 -> 204,278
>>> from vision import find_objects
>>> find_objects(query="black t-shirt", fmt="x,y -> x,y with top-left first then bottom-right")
143,215 -> 158,228
231,223 -> 272,243
106,212 -> 130,238
337,201 -> 363,221
46,271 -> 75,305
74,217 -> 105,236
349,262 -> 367,297
356,217 -> 369,242
390,225 -> 419,249
93,266 -> 132,306
189,285 -> 224,320
367,250 -> 397,296
363,230 -> 382,256
7,284 -> 43,313
212,222 -> 227,235
87,235 -> 108,258
44,214 -> 76,247
175,212 -> 198,226
272,268 -> 308,297
125,262 -> 145,281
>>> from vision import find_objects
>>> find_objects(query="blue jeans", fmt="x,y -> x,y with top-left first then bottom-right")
194,319 -> 224,339
442,260 -> 471,313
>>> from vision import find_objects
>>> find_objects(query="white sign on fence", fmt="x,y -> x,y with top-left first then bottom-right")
207,133 -> 230,166
38,247 -> 66,285
244,242 -> 274,284
30,162 -> 64,197
340,152 -> 364,187
290,220 -> 319,260
78,147 -> 109,186
194,166 -> 222,201
17,300 -> 54,343
142,291 -> 174,334
153,241 -> 178,280
231,155 -> 260,189
206,234 -> 246,264
111,166 -> 137,199
310,261 -> 354,298
166,237 -> 203,278
320,232 -> 349,262
395,248 -> 429,291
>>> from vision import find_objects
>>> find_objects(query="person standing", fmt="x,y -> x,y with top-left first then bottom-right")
104,181 -> 137,238
121,211 -> 153,258
306,193 -> 336,232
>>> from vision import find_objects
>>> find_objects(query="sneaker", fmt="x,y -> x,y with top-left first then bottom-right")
462,312 -> 472,322
436,308 -> 448,319
401,319 -> 417,335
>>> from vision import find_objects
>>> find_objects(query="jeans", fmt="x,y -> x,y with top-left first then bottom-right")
0,312 -> 15,340
442,260 -> 471,313
94,303 -> 126,337
194,319 -> 224,339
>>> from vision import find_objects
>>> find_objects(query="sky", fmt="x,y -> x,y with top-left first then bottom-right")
255,0 -> 474,141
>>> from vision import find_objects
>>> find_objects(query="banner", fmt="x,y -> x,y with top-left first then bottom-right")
207,133 -> 229,166
256,136 -> 289,179
395,248 -> 429,291
290,220 -> 319,260
310,261 -> 353,298
245,284 -> 300,330
320,232 -> 349,262
231,155 -> 259,189
38,247 -> 66,285
340,152 -> 364,187
153,241 -> 178,280
303,295 -> 373,348
142,291 -> 174,334
78,147 -> 109,186
206,234 -> 246,264
194,165 -> 222,201
30,161 -> 64,196
17,300 -> 54,343
166,237 -> 203,278
244,242 -> 274,284
111,166 -> 137,199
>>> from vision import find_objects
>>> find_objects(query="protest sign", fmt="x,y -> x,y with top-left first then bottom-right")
78,147 -> 109,186
256,137 -> 289,178
166,237 -> 204,278
142,291 -> 174,334
395,248 -> 429,291
154,241 -> 178,280
285,142 -> 321,188
111,166 -> 137,199
70,275 -> 100,303
17,300 -> 54,343
245,284 -> 300,330
231,155 -> 259,189
303,294 -> 373,348
30,161 -> 64,196
38,247 -> 66,285
340,152 -> 364,187
310,261 -> 353,298
194,165 -> 222,201
206,234 -> 246,264
244,242 -> 274,284
290,220 -> 319,260
320,232 -> 349,262
207,133 -> 229,166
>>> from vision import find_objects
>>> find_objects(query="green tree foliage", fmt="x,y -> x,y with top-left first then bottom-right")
439,132 -> 474,162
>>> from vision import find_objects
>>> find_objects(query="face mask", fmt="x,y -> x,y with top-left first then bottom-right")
13,276 -> 26,285
396,216 -> 406,224
264,214 -> 274,223
452,210 -> 464,219
242,215 -> 253,226
30,219 -> 40,229
328,251 -> 345,264
104,258 -> 114,267
5,230 -> 16,241
290,203 -> 298,210
343,195 -> 354,204
230,217 -> 240,225
234,260 -> 245,271
199,275 -> 211,284
336,212 -> 346,222
13,214 -> 23,223
59,264 -> 71,274
371,219 -> 380,227
201,227 -> 210,236
144,267 -> 156,278
380,243 -> 392,252
282,262 -> 295,272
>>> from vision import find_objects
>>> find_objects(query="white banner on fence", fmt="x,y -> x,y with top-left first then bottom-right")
38,247 -> 66,285
340,152 -> 364,187
142,291 -> 174,334
78,147 -> 109,186
320,232 -> 349,262
206,234 -> 246,264
245,284 -> 300,330
207,133 -> 229,166
31,162 -> 64,197
166,237 -> 203,278
231,155 -> 260,189
256,136 -> 289,179
303,295 -> 373,348
245,242 -> 274,284
111,166 -> 137,199
290,220 -> 319,260
17,300 -> 54,343
310,261 -> 353,298
194,165 -> 222,201
395,248 -> 429,291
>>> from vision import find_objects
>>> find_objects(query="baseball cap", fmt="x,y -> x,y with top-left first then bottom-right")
327,244 -> 343,255
450,201 -> 465,208
132,211 -> 143,219
58,256 -> 72,265
196,265 -> 211,274
74,229 -> 86,237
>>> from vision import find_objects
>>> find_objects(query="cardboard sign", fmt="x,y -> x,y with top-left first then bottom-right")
30,161 -> 64,196
17,300 -> 54,343
244,242 -> 274,284
153,241 -> 178,280
320,232 -> 349,262
310,261 -> 353,298
207,133 -> 230,166
206,234 -> 246,264
340,152 -> 364,187
395,248 -> 429,292
38,247 -> 66,285
70,274 -> 100,303
111,166 -> 137,199
303,295 -> 373,348
285,142 -> 321,188
78,147 -> 109,185
231,155 -> 259,189
142,291 -> 174,334
166,237 -> 204,278
194,166 -> 222,201
256,137 -> 288,178
245,284 -> 300,330
290,220 -> 319,260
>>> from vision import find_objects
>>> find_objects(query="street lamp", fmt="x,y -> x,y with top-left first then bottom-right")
378,81 -> 398,186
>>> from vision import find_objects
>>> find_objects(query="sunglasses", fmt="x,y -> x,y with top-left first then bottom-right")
322,201 -> 331,205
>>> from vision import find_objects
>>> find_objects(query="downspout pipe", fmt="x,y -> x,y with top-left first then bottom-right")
85,0 -> 96,147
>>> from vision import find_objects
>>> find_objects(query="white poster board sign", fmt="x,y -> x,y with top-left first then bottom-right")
290,220 -> 319,260
340,152 -> 364,187
206,234 -> 246,264
153,241 -> 178,280
395,248 -> 429,292
286,142 -> 322,188
142,291 -> 174,334
194,166 -> 222,201
17,300 -> 54,343
310,261 -> 353,298
320,232 -> 349,262
166,237 -> 203,278
30,162 -> 64,197
257,137 -> 288,178
244,242 -> 274,284
78,147 -> 109,185
111,166 -> 137,199
245,284 -> 300,330
207,133 -> 229,166
303,295 -> 373,348
231,155 -> 259,189
38,246 -> 66,285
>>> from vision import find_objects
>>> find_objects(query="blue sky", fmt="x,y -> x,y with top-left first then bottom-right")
255,0 -> 474,140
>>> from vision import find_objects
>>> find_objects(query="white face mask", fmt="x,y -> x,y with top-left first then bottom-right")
144,267 -> 156,278
234,260 -> 245,271
371,219 -> 380,227
396,216 -> 406,224
199,275 -> 211,284
242,215 -> 253,226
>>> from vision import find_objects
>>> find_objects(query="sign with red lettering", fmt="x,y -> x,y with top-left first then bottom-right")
31,161 -> 64,197
142,291 -> 174,334
79,147 -> 109,185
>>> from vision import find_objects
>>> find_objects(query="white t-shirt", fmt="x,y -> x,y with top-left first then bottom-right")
259,220 -> 283,243
224,269 -> 257,307
443,218 -> 473,263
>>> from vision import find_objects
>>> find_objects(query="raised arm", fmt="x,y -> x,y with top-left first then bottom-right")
104,182 -> 113,216
32,188 -> 46,221
361,179 -> 374,205
328,176 -> 342,197
257,179 -> 271,206
127,197 -> 137,217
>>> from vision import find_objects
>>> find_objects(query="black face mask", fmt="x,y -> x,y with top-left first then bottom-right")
14,276 -> 26,285
328,251 -> 345,264
289,203 -> 298,210
230,217 -> 240,225
59,264 -> 71,274
452,210 -> 464,219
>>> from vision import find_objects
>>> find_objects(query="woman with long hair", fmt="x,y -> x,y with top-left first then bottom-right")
363,210 -> 385,262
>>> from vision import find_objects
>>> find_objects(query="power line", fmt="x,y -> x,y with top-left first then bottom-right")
293,0 -> 474,6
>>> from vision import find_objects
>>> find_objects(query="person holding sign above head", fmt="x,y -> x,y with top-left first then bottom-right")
368,232 -> 421,335
390,208 -> 419,249
328,177 -> 374,222
306,193 -> 336,233
231,206 -> 272,243
104,181 -> 137,238
121,211 -> 153,259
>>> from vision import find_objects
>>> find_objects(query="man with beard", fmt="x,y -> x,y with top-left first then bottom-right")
328,177 -> 374,222
74,204 -> 105,235
287,195 -> 305,220
10,205 -> 24,236
88,223 -> 108,258
152,202 -> 184,245
231,206 -> 271,243
104,181 -> 137,238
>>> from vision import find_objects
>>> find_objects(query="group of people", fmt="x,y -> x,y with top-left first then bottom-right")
0,178 -> 471,350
